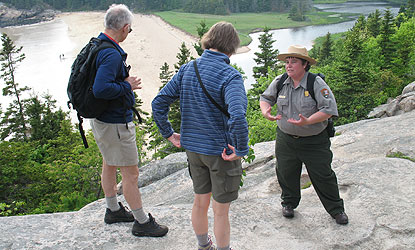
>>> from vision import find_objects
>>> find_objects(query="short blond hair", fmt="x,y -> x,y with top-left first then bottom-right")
201,21 -> 240,55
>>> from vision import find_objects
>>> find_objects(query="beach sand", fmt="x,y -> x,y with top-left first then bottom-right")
59,12 -> 199,114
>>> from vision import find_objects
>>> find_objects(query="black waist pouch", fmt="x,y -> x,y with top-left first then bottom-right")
326,118 -> 335,137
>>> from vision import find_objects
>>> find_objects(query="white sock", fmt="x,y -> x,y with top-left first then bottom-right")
196,233 -> 209,247
105,196 -> 120,212
217,246 -> 230,250
132,207 -> 149,224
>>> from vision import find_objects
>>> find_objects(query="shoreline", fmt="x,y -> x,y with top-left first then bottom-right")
1,11 -> 250,116
60,12 -> 200,114
59,11 -> 250,114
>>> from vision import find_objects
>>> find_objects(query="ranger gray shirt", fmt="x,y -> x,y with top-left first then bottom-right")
260,72 -> 338,137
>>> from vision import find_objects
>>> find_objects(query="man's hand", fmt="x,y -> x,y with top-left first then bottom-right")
222,144 -> 242,161
125,76 -> 142,90
167,133 -> 181,148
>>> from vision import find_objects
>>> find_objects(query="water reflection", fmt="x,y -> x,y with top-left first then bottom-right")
314,1 -> 395,14
231,1 -> 399,87
0,18 -> 74,111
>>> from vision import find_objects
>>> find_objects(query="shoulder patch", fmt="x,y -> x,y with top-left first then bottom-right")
321,88 -> 330,98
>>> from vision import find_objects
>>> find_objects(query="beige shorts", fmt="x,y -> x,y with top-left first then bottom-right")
90,119 -> 138,166
186,150 -> 242,203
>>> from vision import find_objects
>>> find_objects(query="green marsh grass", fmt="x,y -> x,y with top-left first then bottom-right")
154,11 -> 354,46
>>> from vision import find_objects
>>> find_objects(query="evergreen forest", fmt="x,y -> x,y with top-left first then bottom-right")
2,0 -> 313,13
0,0 -> 404,14
0,1 -> 414,216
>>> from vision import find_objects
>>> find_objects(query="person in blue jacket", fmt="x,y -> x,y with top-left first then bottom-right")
152,21 -> 249,250
90,4 -> 168,237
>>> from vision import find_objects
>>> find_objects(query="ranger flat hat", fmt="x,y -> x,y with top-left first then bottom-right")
277,45 -> 317,65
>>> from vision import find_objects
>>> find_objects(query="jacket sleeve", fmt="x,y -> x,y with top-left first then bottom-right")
93,48 -> 132,100
151,68 -> 182,138
224,73 -> 249,157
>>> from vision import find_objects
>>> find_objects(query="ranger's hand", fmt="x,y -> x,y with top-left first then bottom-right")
287,114 -> 308,126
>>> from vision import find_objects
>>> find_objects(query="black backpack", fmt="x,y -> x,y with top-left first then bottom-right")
67,37 -> 116,117
67,37 -> 141,148
276,72 -> 335,137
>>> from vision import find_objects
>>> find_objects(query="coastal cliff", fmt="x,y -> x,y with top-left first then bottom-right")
0,3 -> 57,27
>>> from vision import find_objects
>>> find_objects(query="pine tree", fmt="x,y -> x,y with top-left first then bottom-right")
174,42 -> 193,72
193,20 -> 209,56
394,12 -> 407,28
391,17 -> 415,80
252,27 -> 279,80
352,15 -> 367,37
147,62 -> 173,159
0,33 -> 29,141
407,0 -> 415,18
132,92 -> 149,165
367,10 -> 382,37
0,33 -> 71,143
24,94 -> 67,144
148,61 -> 181,159
333,28 -> 376,124
379,8 -> 396,70
319,32 -> 333,65
288,1 -> 305,21
159,62 -> 174,86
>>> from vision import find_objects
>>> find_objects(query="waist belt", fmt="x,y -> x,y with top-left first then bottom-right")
286,134 -> 306,139
278,127 -> 318,139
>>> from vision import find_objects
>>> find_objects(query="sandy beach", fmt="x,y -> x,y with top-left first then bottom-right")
59,12 -> 199,114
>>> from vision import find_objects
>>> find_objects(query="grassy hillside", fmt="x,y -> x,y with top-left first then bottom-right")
154,11 -> 354,45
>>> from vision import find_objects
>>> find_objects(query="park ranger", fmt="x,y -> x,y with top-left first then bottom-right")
259,45 -> 348,225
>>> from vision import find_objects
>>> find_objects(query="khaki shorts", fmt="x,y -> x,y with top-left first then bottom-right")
90,119 -> 138,166
186,150 -> 242,203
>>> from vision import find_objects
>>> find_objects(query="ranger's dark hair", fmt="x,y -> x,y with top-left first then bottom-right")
300,58 -> 311,72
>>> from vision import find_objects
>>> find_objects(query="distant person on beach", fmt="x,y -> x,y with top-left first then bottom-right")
259,45 -> 348,225
89,4 -> 168,237
152,21 -> 249,250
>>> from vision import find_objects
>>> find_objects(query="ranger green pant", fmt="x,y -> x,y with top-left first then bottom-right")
275,127 -> 344,216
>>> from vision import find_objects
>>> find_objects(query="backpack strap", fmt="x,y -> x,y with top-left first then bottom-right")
277,72 -> 325,101
276,72 -> 289,97
306,72 -> 326,101
306,72 -> 317,101
77,113 -> 89,148
193,60 -> 230,118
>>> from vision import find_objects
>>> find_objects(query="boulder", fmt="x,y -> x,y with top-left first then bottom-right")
1,111 -> 414,250
368,81 -> 415,118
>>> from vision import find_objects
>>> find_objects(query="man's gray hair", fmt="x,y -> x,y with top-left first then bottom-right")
104,4 -> 133,30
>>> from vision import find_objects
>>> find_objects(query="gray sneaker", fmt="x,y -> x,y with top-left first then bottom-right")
198,235 -> 217,250
104,202 -> 135,224
132,213 -> 168,237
